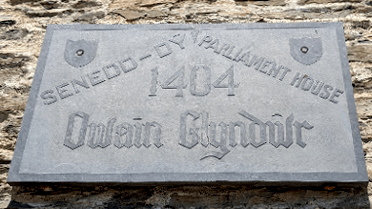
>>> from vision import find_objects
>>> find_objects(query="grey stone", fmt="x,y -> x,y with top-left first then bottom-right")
0,20 -> 16,27
138,0 -> 178,7
298,0 -> 362,5
7,23 -> 368,186
71,0 -> 101,9
25,8 -> 71,17
235,0 -> 286,7
73,11 -> 105,22
145,10 -> 166,18
0,29 -> 28,40
347,44 -> 372,63
114,10 -> 145,21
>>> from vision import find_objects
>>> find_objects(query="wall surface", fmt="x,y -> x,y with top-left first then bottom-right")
1,0 -> 372,208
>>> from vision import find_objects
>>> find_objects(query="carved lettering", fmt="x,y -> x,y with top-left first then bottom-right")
149,67 -> 159,97
311,81 -> 324,95
169,34 -> 186,49
191,30 -> 199,44
232,49 -> 243,61
64,112 -> 162,150
198,35 -> 212,47
192,34 -> 344,104
290,72 -> 304,88
56,83 -> 74,99
284,114 -> 294,148
139,54 -> 152,60
161,67 -> 187,97
42,54 -> 142,105
114,122 -> 133,148
266,121 -> 281,148
88,118 -> 116,149
119,57 -> 138,73
266,62 -> 283,78
222,45 -> 235,60
247,56 -> 264,70
103,63 -> 121,79
153,65 -> 241,97
155,42 -> 172,58
88,70 -> 106,86
179,110 -> 200,149
133,122 -> 143,148
235,51 -> 250,63
201,122 -> 230,160
40,90 -> 57,105
105,118 -> 116,147
178,110 -> 314,160
290,73 -> 343,104
239,111 -> 267,148
329,88 -> 344,104
190,65 -> 212,96
301,77 -> 314,91
71,77 -> 90,94
145,122 -> 163,148
229,121 -> 248,147
205,39 -> 219,51
87,122 -> 106,148
278,67 -> 291,81
319,84 -> 333,100
294,120 -> 314,148
200,111 -> 209,147
64,111 -> 90,150
267,115 -> 293,148
259,60 -> 272,74
212,65 -> 239,96
44,30 -> 345,107
215,43 -> 230,55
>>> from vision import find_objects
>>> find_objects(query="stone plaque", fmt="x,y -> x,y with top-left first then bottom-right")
7,23 -> 368,186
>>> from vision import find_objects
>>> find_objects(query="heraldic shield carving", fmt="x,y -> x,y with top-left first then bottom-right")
289,37 -> 323,65
64,39 -> 98,68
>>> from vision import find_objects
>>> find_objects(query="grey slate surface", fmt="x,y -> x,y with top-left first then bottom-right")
7,23 -> 368,186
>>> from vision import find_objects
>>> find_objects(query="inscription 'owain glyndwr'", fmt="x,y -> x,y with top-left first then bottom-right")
63,110 -> 313,160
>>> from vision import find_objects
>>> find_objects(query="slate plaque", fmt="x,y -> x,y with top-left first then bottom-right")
7,23 -> 368,186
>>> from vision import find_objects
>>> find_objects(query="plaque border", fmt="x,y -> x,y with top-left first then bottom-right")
7,22 -> 368,186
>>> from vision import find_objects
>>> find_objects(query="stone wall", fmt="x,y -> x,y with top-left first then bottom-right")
1,0 -> 372,208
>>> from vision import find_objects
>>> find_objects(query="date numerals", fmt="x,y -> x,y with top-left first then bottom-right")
149,65 -> 239,97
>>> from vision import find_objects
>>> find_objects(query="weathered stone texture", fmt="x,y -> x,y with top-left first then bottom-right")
1,0 -> 372,208
298,0 -> 362,5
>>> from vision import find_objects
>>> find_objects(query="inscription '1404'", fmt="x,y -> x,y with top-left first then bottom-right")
149,65 -> 239,97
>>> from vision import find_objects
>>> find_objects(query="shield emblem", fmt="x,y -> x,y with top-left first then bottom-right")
64,39 -> 98,68
289,37 -> 323,65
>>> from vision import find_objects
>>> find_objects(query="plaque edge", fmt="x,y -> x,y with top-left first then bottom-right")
335,23 -> 369,183
7,25 -> 56,184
